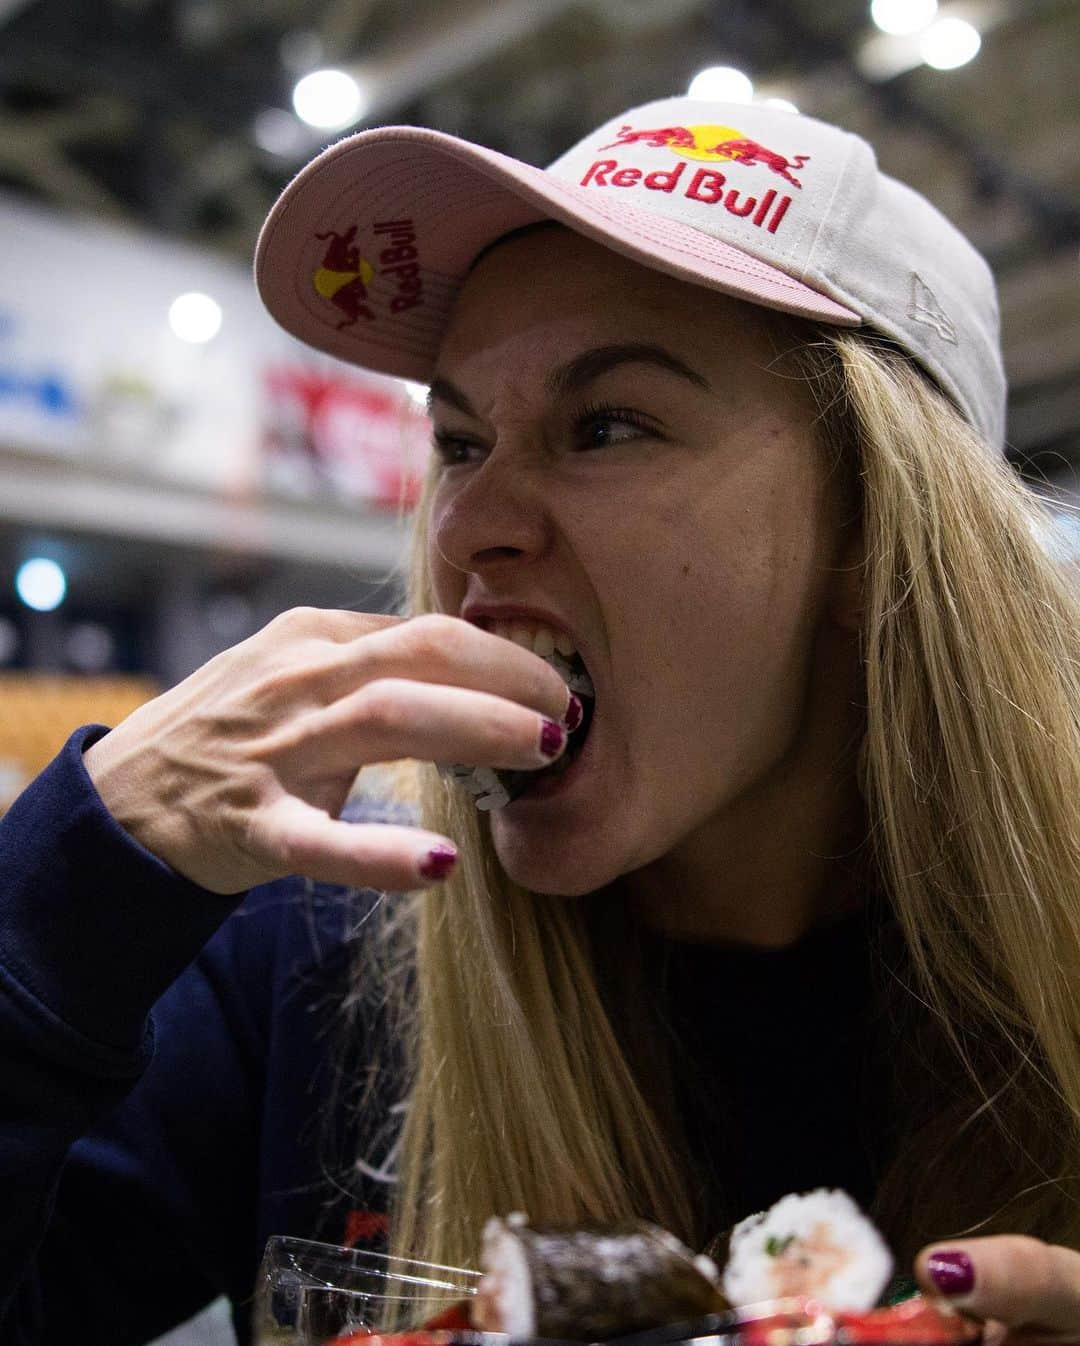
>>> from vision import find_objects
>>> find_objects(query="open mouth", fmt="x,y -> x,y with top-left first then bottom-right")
538,651 -> 596,777
502,649 -> 596,794
435,647 -> 597,809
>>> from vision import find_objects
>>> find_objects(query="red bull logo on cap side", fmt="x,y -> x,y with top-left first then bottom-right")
313,226 -> 375,329
312,219 -> 425,331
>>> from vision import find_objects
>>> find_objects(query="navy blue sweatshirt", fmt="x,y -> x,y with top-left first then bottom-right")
0,724 -> 891,1345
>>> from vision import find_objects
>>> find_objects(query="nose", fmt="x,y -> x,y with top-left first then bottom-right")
430,453 -> 552,576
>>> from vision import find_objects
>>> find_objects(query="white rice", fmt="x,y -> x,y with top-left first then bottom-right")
474,1213 -> 536,1337
722,1189 -> 893,1312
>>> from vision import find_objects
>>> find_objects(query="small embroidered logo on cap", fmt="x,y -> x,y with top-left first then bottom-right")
909,273 -> 958,343
313,226 -> 375,329
312,219 -> 425,331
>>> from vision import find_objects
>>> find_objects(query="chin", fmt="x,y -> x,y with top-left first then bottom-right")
488,821 -> 620,898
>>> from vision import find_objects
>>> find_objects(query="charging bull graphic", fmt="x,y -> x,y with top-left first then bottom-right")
312,225 -> 376,329
599,124 -> 810,189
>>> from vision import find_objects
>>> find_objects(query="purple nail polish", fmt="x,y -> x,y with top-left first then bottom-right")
540,718 -> 566,758
563,694 -> 583,732
927,1250 -> 975,1297
419,845 -> 458,880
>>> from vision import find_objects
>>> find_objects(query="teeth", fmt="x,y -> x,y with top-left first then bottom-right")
488,619 -> 578,660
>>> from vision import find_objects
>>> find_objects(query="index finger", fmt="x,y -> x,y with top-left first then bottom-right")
915,1236 -> 1080,1335
353,613 -> 580,727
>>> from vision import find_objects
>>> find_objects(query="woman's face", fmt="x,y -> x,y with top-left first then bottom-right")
427,225 -> 864,918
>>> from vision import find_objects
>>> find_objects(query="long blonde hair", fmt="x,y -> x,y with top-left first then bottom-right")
371,323 -> 1080,1275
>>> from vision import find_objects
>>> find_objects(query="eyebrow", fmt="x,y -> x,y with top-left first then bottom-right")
426,343 -> 712,418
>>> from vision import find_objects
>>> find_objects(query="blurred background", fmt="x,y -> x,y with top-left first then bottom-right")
0,1 -> 1077,1335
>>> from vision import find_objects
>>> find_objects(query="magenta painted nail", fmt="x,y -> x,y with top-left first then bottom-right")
563,694 -> 584,732
927,1250 -> 975,1297
419,845 -> 458,880
540,718 -> 566,758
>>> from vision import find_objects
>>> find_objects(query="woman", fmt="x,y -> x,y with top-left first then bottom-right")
1,97 -> 1078,1344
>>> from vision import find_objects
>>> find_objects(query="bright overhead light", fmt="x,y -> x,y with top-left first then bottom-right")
169,292 -> 222,344
760,96 -> 799,113
870,0 -> 937,35
253,107 -> 312,157
920,16 -> 981,68
292,68 -> 366,130
688,65 -> 754,104
16,558 -> 66,612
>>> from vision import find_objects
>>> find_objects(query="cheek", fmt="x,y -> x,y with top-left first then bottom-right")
606,487 -> 825,755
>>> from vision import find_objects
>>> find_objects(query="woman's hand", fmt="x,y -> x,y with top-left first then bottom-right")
915,1236 -> 1080,1345
82,609 -> 576,895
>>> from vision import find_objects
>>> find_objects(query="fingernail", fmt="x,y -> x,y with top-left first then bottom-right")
539,718 -> 566,759
419,845 -> 458,880
927,1250 -> 975,1297
562,693 -> 583,732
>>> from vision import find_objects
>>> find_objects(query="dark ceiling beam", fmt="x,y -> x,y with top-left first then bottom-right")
0,28 -> 275,139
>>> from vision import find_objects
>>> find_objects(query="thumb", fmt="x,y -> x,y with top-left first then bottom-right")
915,1236 -> 1080,1336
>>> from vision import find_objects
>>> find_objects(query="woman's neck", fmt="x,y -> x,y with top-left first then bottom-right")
618,768 -> 871,949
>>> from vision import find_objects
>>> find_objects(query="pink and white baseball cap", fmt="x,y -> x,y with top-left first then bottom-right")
255,95 -> 1006,452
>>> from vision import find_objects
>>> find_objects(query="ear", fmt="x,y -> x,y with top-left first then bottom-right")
828,520 -> 864,633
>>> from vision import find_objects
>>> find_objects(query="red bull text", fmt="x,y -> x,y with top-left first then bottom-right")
580,158 -> 793,234
585,122 -> 810,231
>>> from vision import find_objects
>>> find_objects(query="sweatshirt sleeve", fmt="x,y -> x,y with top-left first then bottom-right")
0,723 -> 256,1342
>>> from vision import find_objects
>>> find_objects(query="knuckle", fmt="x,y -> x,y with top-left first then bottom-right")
276,605 -> 319,629
354,679 -> 411,736
402,612 -> 467,663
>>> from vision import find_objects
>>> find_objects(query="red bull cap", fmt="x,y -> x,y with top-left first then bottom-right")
256,95 -> 1005,453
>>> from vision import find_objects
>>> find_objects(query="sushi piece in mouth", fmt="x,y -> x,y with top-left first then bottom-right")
472,1212 -> 723,1341
437,650 -> 596,810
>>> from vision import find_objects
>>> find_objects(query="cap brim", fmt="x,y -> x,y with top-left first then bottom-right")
255,125 -> 860,383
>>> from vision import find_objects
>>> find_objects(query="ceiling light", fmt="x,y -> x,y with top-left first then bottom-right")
168,292 -> 223,344
920,15 -> 981,67
688,65 -> 754,103
16,558 -> 66,612
292,69 -> 366,130
870,0 -> 937,35
253,108 -> 312,157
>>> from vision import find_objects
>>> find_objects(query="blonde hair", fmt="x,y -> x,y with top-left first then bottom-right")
367,323 -> 1080,1277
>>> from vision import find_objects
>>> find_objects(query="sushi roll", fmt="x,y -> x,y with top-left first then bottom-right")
723,1189 -> 893,1313
437,650 -> 595,811
473,1212 -> 723,1341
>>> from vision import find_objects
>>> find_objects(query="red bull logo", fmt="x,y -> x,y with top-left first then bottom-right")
599,123 -> 810,188
582,122 -> 810,235
313,219 -> 425,330
313,226 -> 375,329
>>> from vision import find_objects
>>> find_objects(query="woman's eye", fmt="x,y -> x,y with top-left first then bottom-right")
431,405 -> 659,465
431,432 -> 478,466
575,404 -> 658,450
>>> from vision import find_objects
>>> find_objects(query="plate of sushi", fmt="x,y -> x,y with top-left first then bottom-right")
324,1190 -> 983,1346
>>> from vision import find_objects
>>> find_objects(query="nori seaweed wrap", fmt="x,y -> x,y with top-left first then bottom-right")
473,1213 -> 725,1341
